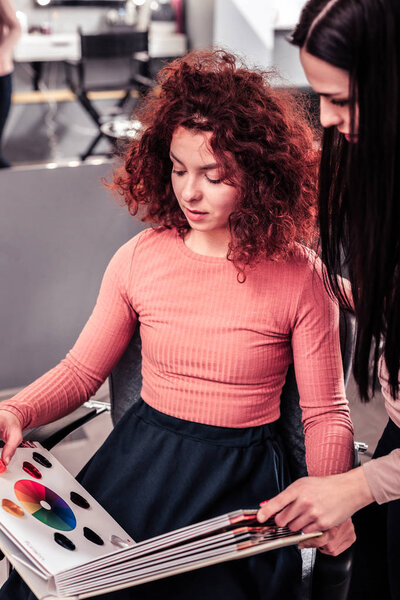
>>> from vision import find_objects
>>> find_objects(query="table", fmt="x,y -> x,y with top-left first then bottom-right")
14,30 -> 187,89
14,30 -> 187,62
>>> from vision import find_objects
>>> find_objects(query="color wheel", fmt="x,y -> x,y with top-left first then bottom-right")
14,480 -> 76,531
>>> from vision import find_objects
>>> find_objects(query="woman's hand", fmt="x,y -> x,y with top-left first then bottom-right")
257,469 -> 374,553
298,518 -> 355,556
0,410 -> 23,466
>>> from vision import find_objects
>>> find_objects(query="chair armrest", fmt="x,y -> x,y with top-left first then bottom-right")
353,441 -> 368,467
23,402 -> 110,450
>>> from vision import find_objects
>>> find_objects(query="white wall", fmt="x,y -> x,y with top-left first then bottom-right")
214,0 -> 274,68
213,0 -> 309,87
14,0 -> 106,32
0,162 -> 145,389
185,0 -> 215,49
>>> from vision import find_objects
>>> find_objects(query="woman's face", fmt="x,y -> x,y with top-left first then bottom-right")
300,48 -> 358,142
170,126 -> 238,236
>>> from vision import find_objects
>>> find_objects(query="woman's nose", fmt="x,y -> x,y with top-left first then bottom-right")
319,97 -> 343,129
181,176 -> 202,202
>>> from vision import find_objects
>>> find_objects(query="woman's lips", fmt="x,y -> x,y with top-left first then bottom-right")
185,208 -> 208,220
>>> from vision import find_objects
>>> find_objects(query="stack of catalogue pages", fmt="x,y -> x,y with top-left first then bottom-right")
0,443 -> 321,599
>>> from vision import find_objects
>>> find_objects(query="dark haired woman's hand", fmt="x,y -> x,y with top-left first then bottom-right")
298,518 -> 355,555
0,409 -> 23,467
257,469 -> 374,551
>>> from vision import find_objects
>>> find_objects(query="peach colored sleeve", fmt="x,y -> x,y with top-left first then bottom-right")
361,359 -> 400,503
0,240 -> 138,429
291,257 -> 354,476
362,450 -> 400,504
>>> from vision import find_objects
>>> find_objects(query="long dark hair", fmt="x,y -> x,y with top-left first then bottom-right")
292,0 -> 400,401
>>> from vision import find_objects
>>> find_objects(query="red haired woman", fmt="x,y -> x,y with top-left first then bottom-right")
0,50 -> 354,600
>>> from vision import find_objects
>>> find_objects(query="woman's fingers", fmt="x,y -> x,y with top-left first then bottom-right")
281,513 -> 316,533
258,478 -> 328,530
298,530 -> 330,549
2,428 -> 23,465
257,486 -> 297,524
298,519 -> 356,556
258,471 -> 372,532
0,411 -> 23,466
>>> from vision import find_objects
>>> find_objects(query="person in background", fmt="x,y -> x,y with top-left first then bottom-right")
258,1 -> 400,598
0,0 -> 20,168
0,49 -> 354,600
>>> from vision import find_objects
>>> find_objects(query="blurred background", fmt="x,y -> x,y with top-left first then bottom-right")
6,0 -> 312,164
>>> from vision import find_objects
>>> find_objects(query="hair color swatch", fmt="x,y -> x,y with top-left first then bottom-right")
1,499 -> 24,518
70,491 -> 90,509
22,462 -> 42,479
54,532 -> 76,551
32,452 -> 52,468
14,480 -> 76,531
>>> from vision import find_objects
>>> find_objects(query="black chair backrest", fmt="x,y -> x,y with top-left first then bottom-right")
109,325 -> 142,425
79,29 -> 148,60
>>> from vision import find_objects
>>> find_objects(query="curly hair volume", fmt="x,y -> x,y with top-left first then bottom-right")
112,49 -> 318,277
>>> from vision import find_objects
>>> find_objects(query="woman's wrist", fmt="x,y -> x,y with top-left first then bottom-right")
339,466 -> 375,512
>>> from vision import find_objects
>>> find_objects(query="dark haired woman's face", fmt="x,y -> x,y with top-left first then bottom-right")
300,48 -> 359,142
169,126 -> 237,237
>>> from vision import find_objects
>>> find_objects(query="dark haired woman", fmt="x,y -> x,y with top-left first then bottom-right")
257,1 -> 400,598
0,49 -> 354,600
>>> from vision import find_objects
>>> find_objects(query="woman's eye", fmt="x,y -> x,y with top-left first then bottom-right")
172,169 -> 185,176
206,176 -> 221,184
331,99 -> 349,107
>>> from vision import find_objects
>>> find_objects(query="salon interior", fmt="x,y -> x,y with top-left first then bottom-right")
0,0 -> 387,581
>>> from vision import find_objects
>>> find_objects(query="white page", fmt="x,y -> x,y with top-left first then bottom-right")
0,444 -> 133,575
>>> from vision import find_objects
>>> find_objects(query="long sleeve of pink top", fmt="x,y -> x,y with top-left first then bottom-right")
1,228 -> 354,476
361,358 -> 400,503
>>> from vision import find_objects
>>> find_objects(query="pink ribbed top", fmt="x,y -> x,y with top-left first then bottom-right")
1,228 -> 354,476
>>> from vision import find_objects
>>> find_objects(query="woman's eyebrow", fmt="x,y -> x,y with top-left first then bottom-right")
199,163 -> 219,171
319,91 -> 348,98
169,151 -> 219,171
169,150 -> 184,164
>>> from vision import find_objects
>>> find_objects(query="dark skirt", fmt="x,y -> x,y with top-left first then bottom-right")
348,418 -> 400,600
0,399 -> 302,600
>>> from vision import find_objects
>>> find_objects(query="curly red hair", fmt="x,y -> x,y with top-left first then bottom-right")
112,49 -> 318,277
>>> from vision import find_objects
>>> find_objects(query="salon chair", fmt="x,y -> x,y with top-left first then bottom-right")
23,308 -> 361,600
108,314 -> 359,600
64,28 -> 154,160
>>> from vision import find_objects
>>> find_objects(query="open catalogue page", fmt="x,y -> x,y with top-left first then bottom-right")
0,443 -> 321,599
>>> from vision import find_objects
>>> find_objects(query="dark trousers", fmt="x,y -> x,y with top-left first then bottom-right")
0,399 -> 302,600
348,418 -> 400,600
0,73 -> 12,168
